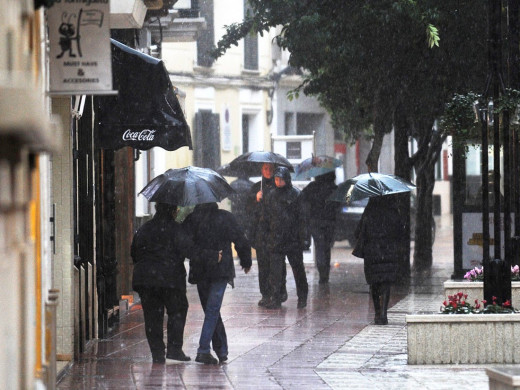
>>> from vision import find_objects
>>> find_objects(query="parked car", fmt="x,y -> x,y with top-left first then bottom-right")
334,195 -> 435,247
334,197 -> 368,245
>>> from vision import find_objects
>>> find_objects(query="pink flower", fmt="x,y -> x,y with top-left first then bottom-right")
504,300 -> 511,307
443,301 -> 447,306
458,292 -> 464,298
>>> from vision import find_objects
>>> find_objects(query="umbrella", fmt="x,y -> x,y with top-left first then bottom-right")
216,163 -> 260,178
293,155 -> 342,180
328,172 -> 415,203
96,39 -> 192,151
139,166 -> 234,207
225,151 -> 294,176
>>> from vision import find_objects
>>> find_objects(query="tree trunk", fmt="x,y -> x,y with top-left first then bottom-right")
393,107 -> 412,282
412,125 -> 446,271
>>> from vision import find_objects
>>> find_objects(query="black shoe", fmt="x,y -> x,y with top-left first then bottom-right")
195,353 -> 218,365
297,298 -> 307,309
152,356 -> 165,364
166,349 -> 191,362
258,297 -> 268,307
264,299 -> 281,309
280,291 -> 288,303
319,276 -> 329,284
218,355 -> 228,364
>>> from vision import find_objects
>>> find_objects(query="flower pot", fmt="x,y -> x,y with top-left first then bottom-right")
444,280 -> 520,307
406,313 -> 520,364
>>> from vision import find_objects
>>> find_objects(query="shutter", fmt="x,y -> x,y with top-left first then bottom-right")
194,110 -> 220,169
243,0 -> 258,70
197,0 -> 215,67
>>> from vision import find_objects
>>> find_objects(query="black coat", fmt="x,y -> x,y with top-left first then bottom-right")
183,203 -> 252,285
246,176 -> 275,248
131,214 -> 217,291
300,174 -> 338,230
354,196 -> 406,285
264,171 -> 308,254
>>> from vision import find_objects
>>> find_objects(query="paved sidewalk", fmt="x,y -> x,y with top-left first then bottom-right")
57,215 -> 504,389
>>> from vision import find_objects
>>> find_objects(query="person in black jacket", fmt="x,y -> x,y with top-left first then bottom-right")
183,202 -> 252,365
131,203 -> 219,364
247,163 -> 287,307
264,166 -> 309,309
353,195 -> 406,325
300,172 -> 338,283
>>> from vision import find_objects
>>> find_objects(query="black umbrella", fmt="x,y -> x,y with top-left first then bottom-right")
96,39 -> 192,151
217,163 -> 262,178
224,151 -> 294,177
328,172 -> 415,203
139,166 -> 234,207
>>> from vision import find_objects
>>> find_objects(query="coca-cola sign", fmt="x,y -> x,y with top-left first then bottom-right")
122,129 -> 156,141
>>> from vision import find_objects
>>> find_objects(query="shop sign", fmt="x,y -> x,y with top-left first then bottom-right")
47,0 -> 115,95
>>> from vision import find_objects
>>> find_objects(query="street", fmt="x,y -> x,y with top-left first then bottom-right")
57,215 -> 497,389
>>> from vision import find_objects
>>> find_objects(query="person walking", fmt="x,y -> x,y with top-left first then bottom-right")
300,171 -> 338,283
353,195 -> 406,325
183,202 -> 252,365
264,166 -> 309,309
131,203 -> 219,364
247,163 -> 287,306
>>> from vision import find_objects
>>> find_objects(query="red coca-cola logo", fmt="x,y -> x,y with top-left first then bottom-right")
122,129 -> 156,141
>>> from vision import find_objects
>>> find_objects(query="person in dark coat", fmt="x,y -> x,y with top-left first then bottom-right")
131,203 -> 219,364
247,163 -> 287,307
263,166 -> 309,309
353,195 -> 406,325
300,171 -> 338,283
229,176 -> 254,233
183,202 -> 252,365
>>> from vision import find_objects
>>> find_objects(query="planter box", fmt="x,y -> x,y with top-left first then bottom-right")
444,280 -> 520,307
407,313 -> 520,364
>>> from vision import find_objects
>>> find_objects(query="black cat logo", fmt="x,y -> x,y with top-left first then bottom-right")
56,13 -> 76,59
56,9 -> 104,59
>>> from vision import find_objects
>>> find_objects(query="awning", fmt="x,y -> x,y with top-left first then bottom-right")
95,39 -> 192,151
0,72 -> 61,153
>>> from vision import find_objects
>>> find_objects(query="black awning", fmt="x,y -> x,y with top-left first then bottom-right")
96,39 -> 192,151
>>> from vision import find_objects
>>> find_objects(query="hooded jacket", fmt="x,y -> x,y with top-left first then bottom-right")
265,167 -> 308,253
183,202 -> 252,285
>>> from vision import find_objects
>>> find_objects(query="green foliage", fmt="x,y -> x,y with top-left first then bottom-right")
495,88 -> 520,114
439,92 -> 480,139
427,23 -> 440,48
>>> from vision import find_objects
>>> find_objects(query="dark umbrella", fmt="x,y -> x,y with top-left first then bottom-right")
139,166 -> 234,207
328,172 -> 415,203
216,163 -> 260,178
225,151 -> 294,176
293,155 -> 342,180
96,39 -> 192,151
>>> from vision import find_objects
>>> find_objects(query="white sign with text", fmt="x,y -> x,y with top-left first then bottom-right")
48,0 -> 114,95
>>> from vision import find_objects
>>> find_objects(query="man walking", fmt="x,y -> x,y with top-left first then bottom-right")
264,167 -> 309,309
183,202 -> 252,364
247,163 -> 287,306
131,203 -> 219,364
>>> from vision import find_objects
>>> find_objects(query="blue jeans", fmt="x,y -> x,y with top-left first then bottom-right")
197,279 -> 228,357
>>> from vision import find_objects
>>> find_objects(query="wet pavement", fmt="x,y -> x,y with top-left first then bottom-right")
57,215 -> 499,389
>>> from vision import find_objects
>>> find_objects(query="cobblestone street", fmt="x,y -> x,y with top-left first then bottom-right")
56,215 -> 504,389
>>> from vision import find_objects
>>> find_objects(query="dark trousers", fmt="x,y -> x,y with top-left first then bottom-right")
269,251 -> 308,302
257,245 -> 286,299
137,287 -> 188,361
310,222 -> 335,280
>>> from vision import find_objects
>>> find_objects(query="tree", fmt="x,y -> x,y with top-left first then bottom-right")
213,0 -> 488,270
